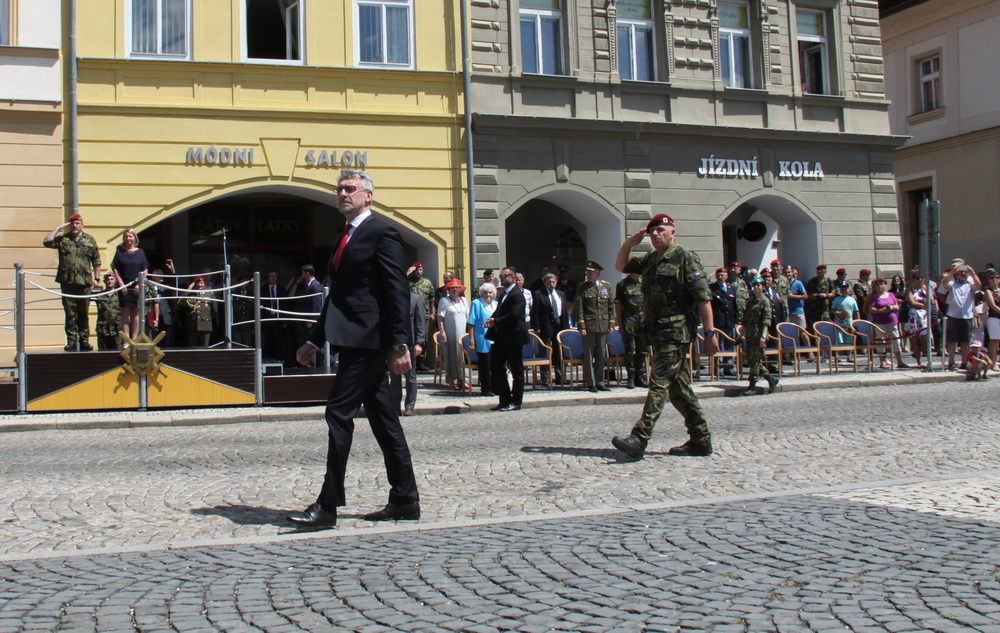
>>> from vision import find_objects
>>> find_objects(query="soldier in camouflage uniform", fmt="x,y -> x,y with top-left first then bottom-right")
740,277 -> 780,396
805,264 -> 835,328
43,214 -> 102,351
407,263 -> 436,371
728,261 -> 749,319
853,268 -> 872,319
770,259 -> 790,320
93,273 -> 122,350
615,272 -> 648,389
611,214 -> 718,461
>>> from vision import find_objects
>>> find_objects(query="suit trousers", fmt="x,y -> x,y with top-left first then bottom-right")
389,350 -> 418,412
319,347 -> 419,508
490,338 -> 524,406
582,332 -> 607,387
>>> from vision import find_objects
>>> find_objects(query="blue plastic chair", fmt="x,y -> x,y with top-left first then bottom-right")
850,320 -> 893,372
522,332 -> 553,389
557,329 -> 584,389
605,329 -> 625,386
812,321 -> 858,373
776,322 -> 821,375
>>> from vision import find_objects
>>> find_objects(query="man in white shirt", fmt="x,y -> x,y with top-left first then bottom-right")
937,263 -> 981,369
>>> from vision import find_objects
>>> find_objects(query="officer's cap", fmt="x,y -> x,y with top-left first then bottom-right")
645,213 -> 674,233
751,277 -> 765,285
558,265 -> 569,273
584,260 -> 603,272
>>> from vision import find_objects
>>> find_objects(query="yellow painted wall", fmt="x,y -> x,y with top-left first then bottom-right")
8,0 -> 468,354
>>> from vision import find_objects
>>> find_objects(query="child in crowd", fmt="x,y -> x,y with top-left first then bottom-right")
94,273 -> 121,350
964,342 -> 994,381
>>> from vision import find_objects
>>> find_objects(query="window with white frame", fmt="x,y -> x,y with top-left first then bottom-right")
796,8 -> 830,95
520,0 -> 563,75
129,0 -> 190,58
357,0 -> 413,68
616,0 -> 655,81
917,54 -> 941,112
719,2 -> 753,88
0,0 -> 11,46
245,0 -> 302,62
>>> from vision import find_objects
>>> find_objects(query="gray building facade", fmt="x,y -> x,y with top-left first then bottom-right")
469,0 -> 905,282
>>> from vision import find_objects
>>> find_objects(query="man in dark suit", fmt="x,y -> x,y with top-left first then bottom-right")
288,169 -> 419,528
531,272 -> 568,386
260,270 -> 287,361
487,266 -> 528,411
710,267 -> 739,376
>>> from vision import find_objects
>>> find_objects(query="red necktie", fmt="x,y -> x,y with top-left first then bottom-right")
333,227 -> 351,272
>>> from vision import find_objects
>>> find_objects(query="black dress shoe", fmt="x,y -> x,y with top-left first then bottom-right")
588,386 -> 598,393
490,403 -> 509,411
668,440 -> 713,457
363,501 -> 421,522
499,403 -> 520,411
596,384 -> 610,392
287,503 -> 338,527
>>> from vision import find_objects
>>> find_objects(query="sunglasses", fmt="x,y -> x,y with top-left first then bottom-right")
336,185 -> 360,194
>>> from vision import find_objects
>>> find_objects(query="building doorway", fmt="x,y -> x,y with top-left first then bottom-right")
721,193 -> 818,274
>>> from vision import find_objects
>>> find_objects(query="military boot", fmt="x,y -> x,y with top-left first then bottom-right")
668,440 -> 713,457
611,435 -> 646,460
626,370 -> 635,389
635,369 -> 648,388
766,374 -> 780,394
741,381 -> 757,396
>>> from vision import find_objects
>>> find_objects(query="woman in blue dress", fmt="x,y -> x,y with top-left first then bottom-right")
466,282 -> 497,396
111,228 -> 149,340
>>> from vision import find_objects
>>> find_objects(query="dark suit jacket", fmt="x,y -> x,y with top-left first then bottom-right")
408,292 -> 426,347
710,282 -> 738,330
308,213 -> 409,351
261,282 -> 287,319
531,288 -> 568,341
492,285 -> 529,348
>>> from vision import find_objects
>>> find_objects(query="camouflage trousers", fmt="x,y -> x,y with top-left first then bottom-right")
745,343 -> 771,382
630,343 -> 710,446
620,314 -> 648,374
61,283 -> 91,344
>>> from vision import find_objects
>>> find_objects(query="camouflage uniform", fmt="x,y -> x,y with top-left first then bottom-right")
43,231 -> 101,345
574,278 -> 616,388
805,276 -> 835,326
622,244 -> 712,449
409,275 -> 436,369
615,275 -> 648,386
733,277 -> 749,318
741,294 -> 772,383
772,274 -> 790,321
853,280 -> 871,319
93,286 -> 122,350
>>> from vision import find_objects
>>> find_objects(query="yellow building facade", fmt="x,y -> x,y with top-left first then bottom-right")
22,0 -> 467,351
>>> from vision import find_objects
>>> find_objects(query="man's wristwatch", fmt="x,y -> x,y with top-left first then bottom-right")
392,343 -> 409,355
703,329 -> 717,338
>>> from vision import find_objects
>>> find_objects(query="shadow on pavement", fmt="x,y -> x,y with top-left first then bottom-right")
520,445 -> 670,461
190,504 -> 291,527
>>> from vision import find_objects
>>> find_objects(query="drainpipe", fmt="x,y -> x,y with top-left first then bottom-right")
460,0 -> 477,279
67,0 -> 79,216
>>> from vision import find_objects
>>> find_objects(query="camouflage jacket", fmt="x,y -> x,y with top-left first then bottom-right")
733,277 -> 749,318
805,276 -> 835,318
93,288 -> 121,336
623,243 -> 711,346
43,232 -> 101,286
408,277 -> 436,318
741,293 -> 772,342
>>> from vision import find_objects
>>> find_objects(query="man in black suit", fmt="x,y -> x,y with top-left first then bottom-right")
487,266 -> 528,411
531,272 -> 568,386
710,267 -> 739,377
260,270 -> 287,361
288,169 -> 419,528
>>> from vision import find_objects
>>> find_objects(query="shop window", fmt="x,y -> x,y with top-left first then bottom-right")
356,0 -> 413,68
245,0 -> 302,63
128,0 -> 190,58
719,1 -> 754,88
0,0 -> 11,46
520,0 -> 563,75
796,8 -> 830,95
617,0 -> 655,81
916,54 -> 941,113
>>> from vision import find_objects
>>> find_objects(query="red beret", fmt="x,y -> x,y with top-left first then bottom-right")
194,276 -> 205,282
770,259 -> 782,266
860,269 -> 871,275
761,269 -> 772,277
645,213 -> 674,233
836,268 -> 847,275
716,267 -> 727,275
411,262 -> 422,268
68,214 -> 82,221
729,261 -> 742,268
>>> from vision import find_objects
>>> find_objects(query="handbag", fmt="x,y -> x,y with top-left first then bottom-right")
146,311 -> 157,328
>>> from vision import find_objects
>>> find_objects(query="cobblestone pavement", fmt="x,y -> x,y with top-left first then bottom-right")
1,381 -> 1000,631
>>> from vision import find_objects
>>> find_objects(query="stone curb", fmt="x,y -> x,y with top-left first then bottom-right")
0,369 -> 967,434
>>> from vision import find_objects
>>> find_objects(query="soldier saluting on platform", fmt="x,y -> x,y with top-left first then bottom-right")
43,213 -> 102,351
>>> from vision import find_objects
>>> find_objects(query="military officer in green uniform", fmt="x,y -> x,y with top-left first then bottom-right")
853,268 -> 872,319
728,261 -> 749,319
93,273 -> 122,350
43,213 -> 102,351
180,276 -> 217,347
611,214 -> 718,461
574,260 -> 616,392
407,262 -> 436,371
740,276 -> 780,396
615,271 -> 648,389
770,259 -> 790,319
805,264 -> 835,328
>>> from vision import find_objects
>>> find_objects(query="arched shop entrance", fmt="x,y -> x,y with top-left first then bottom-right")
720,193 -> 819,274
